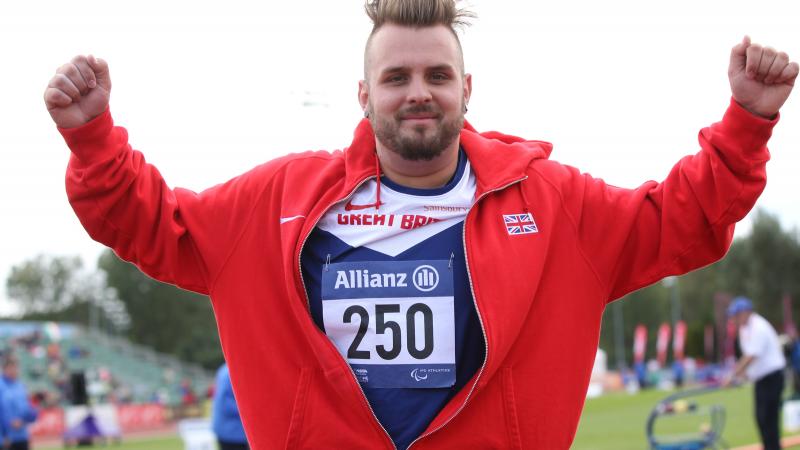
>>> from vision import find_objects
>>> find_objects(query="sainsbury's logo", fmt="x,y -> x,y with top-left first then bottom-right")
423,205 -> 469,213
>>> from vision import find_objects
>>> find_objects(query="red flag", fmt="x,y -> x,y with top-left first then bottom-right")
673,321 -> 687,361
656,323 -> 671,367
783,294 -> 797,339
634,325 -> 648,364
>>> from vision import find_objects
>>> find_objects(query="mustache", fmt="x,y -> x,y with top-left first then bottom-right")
396,104 -> 442,119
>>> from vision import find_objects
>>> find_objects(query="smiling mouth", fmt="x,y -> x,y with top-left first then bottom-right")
398,105 -> 440,121
400,115 -> 438,121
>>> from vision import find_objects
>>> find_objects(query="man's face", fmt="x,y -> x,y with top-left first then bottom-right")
359,23 -> 472,161
734,311 -> 751,328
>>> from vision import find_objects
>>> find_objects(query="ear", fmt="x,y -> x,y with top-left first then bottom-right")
463,73 -> 473,108
358,80 -> 369,113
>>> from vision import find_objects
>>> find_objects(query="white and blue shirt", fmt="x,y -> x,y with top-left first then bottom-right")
301,150 -> 485,449
739,313 -> 786,381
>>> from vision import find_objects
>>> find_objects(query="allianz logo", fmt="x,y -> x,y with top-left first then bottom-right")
333,265 -> 439,292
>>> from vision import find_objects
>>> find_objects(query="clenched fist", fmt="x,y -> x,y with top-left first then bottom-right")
729,36 -> 799,118
44,55 -> 111,129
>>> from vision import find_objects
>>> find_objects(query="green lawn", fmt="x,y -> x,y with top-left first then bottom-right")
573,384 -> 794,449
41,436 -> 183,450
109,437 -> 183,450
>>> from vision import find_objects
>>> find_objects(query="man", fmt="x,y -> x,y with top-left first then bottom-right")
0,358 -> 38,450
44,0 -> 798,448
212,364 -> 249,450
726,297 -> 786,450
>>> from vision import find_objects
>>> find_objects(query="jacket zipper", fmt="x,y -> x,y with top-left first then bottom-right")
296,175 -> 398,450
297,173 -> 529,450
406,175 -> 528,450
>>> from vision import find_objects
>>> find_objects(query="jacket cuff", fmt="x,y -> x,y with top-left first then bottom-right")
719,98 -> 778,152
57,108 -> 117,165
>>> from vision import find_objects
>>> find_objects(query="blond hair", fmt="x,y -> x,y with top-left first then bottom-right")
363,0 -> 475,77
365,0 -> 474,30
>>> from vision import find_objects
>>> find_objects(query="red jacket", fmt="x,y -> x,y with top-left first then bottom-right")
60,99 -> 773,449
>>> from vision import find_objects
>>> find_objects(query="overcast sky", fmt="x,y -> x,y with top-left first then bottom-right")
1,0 -> 799,313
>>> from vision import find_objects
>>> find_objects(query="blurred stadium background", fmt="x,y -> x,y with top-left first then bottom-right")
1,320 -> 212,446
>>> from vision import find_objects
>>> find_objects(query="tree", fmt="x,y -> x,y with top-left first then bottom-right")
7,255 -> 82,313
97,250 -> 223,370
5,254 -> 129,332
5,251 -> 223,369
718,210 -> 800,325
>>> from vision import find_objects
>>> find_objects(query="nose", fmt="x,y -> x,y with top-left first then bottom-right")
406,76 -> 432,104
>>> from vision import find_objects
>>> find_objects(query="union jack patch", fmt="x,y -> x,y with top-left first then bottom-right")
503,213 -> 538,235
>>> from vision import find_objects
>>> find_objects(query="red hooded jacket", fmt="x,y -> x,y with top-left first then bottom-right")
60,98 -> 773,449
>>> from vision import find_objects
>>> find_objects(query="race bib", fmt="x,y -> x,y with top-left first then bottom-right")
321,260 -> 456,388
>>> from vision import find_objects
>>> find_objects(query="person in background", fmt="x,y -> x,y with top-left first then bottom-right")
212,364 -> 248,450
179,378 -> 197,407
0,357 -> 38,450
725,296 -> 787,450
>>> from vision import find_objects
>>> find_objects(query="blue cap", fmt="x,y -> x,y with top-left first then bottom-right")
727,296 -> 753,317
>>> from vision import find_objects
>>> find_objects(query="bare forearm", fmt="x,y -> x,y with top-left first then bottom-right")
733,355 -> 755,380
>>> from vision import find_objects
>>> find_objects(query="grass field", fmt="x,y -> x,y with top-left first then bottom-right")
40,436 -> 183,450
37,385 -> 795,449
573,383 -> 796,449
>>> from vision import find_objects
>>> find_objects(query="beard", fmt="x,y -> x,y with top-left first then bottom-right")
370,103 -> 464,161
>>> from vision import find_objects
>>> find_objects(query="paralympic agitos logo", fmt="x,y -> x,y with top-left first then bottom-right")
411,368 -> 429,382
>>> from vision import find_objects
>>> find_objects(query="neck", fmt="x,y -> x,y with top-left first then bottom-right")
376,143 -> 460,189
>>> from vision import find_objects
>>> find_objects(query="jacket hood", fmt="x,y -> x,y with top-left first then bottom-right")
344,118 -> 553,195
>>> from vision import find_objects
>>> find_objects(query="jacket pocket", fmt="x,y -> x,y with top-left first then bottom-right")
501,367 -> 523,450
285,367 -> 314,450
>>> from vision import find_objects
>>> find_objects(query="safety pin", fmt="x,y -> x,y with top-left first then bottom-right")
324,254 -> 331,272
448,252 -> 454,270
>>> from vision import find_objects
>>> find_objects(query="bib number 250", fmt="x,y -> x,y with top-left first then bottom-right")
344,303 -> 433,360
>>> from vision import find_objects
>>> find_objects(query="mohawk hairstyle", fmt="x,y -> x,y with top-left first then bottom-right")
364,0 -> 475,31
363,0 -> 476,78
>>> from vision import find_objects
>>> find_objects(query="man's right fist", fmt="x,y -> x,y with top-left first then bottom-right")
44,55 -> 111,129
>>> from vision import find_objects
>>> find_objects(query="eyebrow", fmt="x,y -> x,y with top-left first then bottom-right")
379,64 -> 457,76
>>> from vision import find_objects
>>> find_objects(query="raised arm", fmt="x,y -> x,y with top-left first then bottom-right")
572,38 -> 797,301
44,56 -> 279,295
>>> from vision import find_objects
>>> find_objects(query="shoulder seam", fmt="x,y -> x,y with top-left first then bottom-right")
208,152 -> 343,294
528,160 -> 610,304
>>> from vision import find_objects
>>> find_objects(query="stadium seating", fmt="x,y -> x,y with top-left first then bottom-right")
0,321 -> 213,408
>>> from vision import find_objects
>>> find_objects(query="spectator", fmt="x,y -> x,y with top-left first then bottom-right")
212,364 -> 248,450
725,297 -> 787,450
0,357 -> 39,450
180,378 -> 197,407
